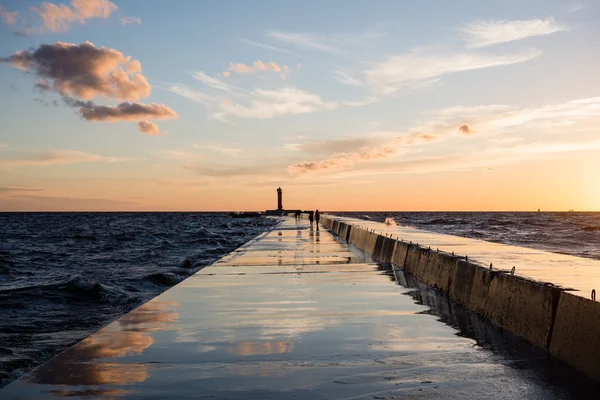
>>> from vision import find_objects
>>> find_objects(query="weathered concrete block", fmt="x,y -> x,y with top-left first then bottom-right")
342,223 -> 350,239
467,267 -> 495,314
348,226 -> 357,243
450,260 -> 477,306
372,235 -> 384,260
332,220 -> 340,234
364,232 -> 378,254
417,251 -> 456,294
391,241 -> 409,269
380,237 -> 396,262
436,253 -> 458,294
349,228 -> 361,248
403,245 -> 422,276
356,230 -> 368,251
416,248 -> 435,281
337,222 -> 346,237
355,229 -> 369,252
549,292 -> 600,381
484,274 -> 558,350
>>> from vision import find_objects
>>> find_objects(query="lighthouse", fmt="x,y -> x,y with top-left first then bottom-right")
266,187 -> 298,216
277,187 -> 283,211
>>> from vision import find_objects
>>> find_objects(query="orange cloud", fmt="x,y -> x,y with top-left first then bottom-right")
458,122 -> 475,135
69,101 -> 178,122
289,148 -> 395,174
137,120 -> 163,135
254,60 -> 281,72
3,41 -> 150,100
227,61 -> 287,75
0,5 -> 19,24
31,0 -> 118,33
1,41 -> 177,133
229,62 -> 255,73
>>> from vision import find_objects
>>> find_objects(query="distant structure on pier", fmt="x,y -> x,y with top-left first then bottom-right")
266,187 -> 300,216
277,187 -> 283,211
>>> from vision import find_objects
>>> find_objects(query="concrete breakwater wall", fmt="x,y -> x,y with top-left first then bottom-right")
322,216 -> 600,381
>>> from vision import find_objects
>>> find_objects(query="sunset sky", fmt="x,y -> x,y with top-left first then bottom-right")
1,0 -> 599,211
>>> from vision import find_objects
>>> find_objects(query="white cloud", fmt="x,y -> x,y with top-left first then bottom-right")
266,30 -> 385,55
267,31 -> 341,54
364,49 -> 541,94
193,71 -> 234,92
216,86 -> 337,119
240,39 -> 302,57
460,17 -> 567,48
333,70 -> 362,86
170,81 -> 373,121
121,16 -> 142,25
567,2 -> 586,13
168,84 -> 213,106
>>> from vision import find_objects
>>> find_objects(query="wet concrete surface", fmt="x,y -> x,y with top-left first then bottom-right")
2,218 -> 599,399
330,216 -> 600,298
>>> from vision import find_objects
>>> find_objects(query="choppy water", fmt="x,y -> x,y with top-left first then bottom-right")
0,212 -> 278,387
336,212 -> 600,261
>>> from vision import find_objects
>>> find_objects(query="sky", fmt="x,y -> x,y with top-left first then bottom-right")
1,0 -> 599,211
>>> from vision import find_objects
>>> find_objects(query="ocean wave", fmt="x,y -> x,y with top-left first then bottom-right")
1,276 -> 132,305
422,218 -> 467,225
384,218 -> 397,226
485,219 -> 515,226
145,272 -> 185,286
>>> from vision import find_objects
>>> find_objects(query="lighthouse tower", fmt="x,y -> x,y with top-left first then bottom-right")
277,187 -> 283,211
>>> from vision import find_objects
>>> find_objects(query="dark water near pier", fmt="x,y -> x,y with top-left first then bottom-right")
0,212 -> 278,387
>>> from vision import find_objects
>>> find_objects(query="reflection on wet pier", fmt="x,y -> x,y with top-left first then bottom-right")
2,218 -> 598,399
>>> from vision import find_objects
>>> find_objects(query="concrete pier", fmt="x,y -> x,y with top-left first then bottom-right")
2,217 -> 598,398
322,215 -> 600,382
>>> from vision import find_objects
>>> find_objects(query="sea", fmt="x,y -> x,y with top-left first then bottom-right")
1,211 -> 600,388
0,212 -> 278,387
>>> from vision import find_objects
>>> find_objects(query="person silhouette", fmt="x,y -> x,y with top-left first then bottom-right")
308,210 -> 314,226
315,209 -> 320,228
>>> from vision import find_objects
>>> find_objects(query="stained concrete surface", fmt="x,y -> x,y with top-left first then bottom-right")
2,218 -> 598,399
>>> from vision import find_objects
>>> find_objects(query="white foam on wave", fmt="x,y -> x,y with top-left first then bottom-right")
384,217 -> 397,226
